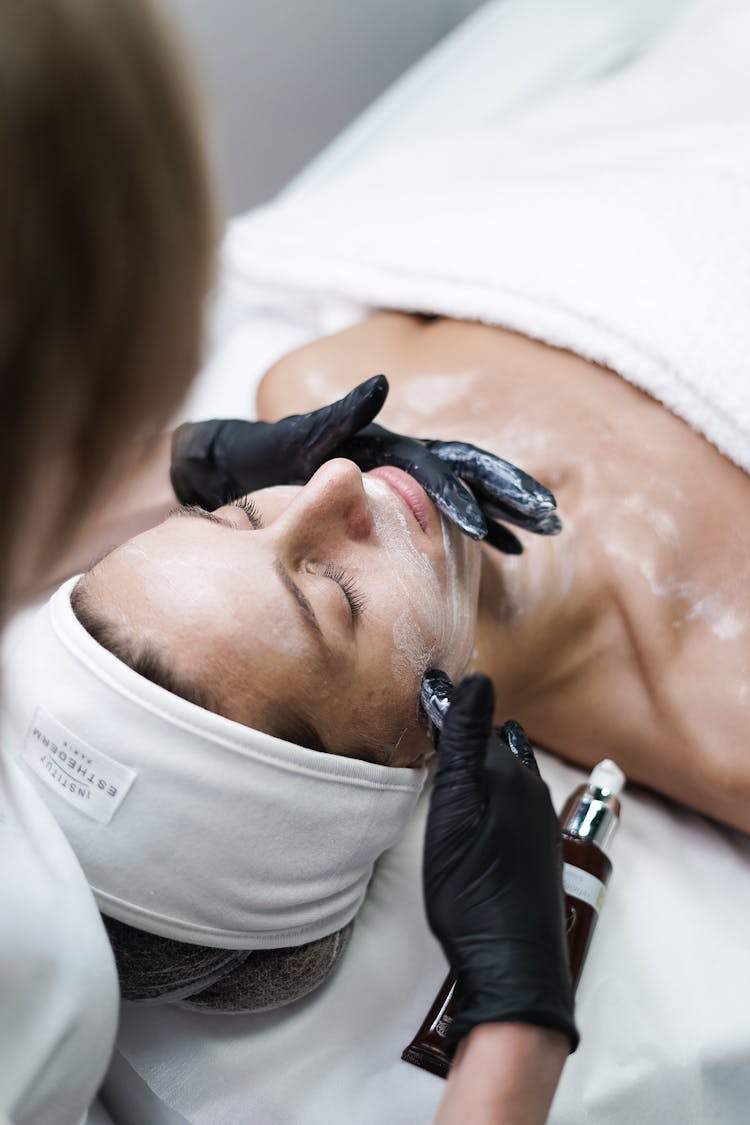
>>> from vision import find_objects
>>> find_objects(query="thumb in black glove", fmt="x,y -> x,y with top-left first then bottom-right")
423,674 -> 578,1051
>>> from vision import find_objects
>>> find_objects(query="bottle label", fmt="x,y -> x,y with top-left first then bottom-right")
429,981 -> 457,1039
563,862 -> 606,913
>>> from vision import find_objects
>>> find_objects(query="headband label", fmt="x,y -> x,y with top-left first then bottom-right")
22,706 -> 136,825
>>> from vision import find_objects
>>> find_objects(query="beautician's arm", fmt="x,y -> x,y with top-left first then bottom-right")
436,1024 -> 568,1125
423,676 -> 577,1125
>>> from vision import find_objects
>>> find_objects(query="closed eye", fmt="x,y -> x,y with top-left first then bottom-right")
230,495 -> 264,529
322,562 -> 366,621
226,497 -> 365,622
172,499 -> 363,635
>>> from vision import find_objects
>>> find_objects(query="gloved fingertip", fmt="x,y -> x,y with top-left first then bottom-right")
499,719 -> 540,775
446,673 -> 496,721
485,521 -> 524,554
358,373 -> 389,407
449,505 -> 487,541
348,374 -> 389,429
539,512 -> 563,535
433,674 -> 495,775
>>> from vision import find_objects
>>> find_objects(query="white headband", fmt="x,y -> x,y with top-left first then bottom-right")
1,577 -> 426,949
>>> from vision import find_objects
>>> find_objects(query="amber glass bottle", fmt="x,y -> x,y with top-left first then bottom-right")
559,759 -> 624,987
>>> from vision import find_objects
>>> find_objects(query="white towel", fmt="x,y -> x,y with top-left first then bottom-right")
226,0 -> 750,476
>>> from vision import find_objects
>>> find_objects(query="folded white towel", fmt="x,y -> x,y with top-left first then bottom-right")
227,0 -> 750,475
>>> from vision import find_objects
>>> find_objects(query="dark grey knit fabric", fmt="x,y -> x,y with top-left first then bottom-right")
103,915 -> 353,1013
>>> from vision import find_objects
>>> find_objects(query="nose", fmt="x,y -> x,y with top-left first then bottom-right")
272,459 -> 373,550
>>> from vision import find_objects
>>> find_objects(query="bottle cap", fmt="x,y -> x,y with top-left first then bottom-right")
560,758 -> 625,853
589,759 -> 625,798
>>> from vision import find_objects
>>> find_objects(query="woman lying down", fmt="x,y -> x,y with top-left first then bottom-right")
2,367 -> 561,1013
4,313 -> 749,1014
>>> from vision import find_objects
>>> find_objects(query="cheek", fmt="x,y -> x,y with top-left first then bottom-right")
383,684 -> 432,766
364,571 -> 443,685
370,527 -> 482,685
355,677 -> 430,767
390,606 -> 436,682
347,659 -> 417,720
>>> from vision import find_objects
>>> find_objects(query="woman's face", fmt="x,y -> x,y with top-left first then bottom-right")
81,459 -> 482,766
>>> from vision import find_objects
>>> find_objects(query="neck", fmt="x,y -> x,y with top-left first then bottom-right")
472,534 -> 602,724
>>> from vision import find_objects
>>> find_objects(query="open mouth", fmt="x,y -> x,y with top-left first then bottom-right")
366,467 -> 434,533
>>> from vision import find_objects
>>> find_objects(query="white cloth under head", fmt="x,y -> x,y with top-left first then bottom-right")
1,577 -> 426,950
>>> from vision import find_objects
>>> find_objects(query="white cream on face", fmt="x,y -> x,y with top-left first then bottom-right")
363,477 -> 480,684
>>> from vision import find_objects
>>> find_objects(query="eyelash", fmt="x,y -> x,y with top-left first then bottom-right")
228,497 -> 365,621
230,495 -> 263,528
322,562 -> 367,621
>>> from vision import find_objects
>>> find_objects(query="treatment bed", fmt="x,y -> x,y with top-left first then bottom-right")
99,1 -> 750,1121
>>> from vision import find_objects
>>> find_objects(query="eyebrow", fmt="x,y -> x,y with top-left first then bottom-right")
272,559 -> 328,649
169,505 -> 330,652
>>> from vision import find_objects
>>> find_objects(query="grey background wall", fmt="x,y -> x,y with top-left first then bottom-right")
161,0 -> 484,217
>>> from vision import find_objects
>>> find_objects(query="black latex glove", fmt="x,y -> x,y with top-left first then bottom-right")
337,425 -> 560,550
423,674 -> 578,1051
170,375 -> 389,509
170,375 -> 560,552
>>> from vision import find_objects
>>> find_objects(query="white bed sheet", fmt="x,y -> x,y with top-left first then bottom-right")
105,2 -> 750,1122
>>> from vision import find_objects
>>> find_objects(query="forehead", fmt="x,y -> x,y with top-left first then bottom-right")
90,512 -> 322,671
83,504 -> 427,762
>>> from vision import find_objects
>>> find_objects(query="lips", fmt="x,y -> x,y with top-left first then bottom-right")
367,466 -> 433,532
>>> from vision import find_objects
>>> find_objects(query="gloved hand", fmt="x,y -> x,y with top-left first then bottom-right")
170,375 -> 560,552
336,425 -> 560,550
170,375 -> 389,510
423,674 -> 578,1050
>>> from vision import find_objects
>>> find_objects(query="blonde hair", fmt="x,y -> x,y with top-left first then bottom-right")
0,0 -> 216,614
